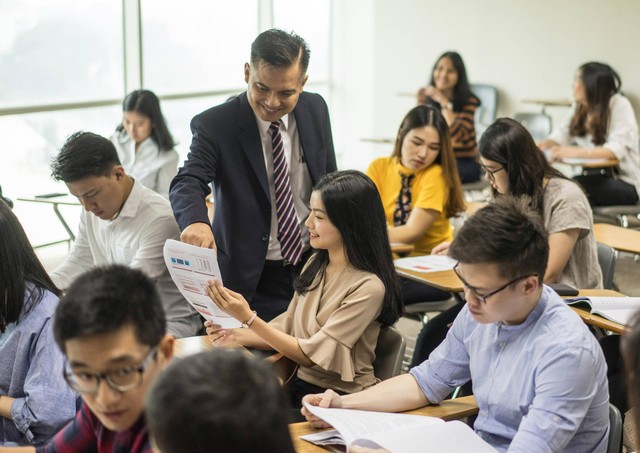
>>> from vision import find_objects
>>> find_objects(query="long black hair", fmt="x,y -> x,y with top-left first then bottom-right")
116,90 -> 176,151
0,201 -> 61,333
429,51 -> 478,111
479,118 -> 567,213
294,171 -> 402,327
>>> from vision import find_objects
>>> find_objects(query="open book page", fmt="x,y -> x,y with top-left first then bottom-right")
354,420 -> 497,453
566,297 -> 640,326
163,239 -> 241,328
301,403 -> 443,449
394,255 -> 456,273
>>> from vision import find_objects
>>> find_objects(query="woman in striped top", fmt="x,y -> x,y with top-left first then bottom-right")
417,51 -> 481,183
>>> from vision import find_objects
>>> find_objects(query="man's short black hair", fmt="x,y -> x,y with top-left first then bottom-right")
51,131 -> 121,183
250,28 -> 310,76
146,349 -> 295,453
53,265 -> 166,352
449,196 -> 549,281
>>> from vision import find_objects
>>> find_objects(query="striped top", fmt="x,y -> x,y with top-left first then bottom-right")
449,96 -> 479,159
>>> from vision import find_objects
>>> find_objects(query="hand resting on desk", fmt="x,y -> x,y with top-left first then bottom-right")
301,389 -> 344,428
431,241 -> 451,256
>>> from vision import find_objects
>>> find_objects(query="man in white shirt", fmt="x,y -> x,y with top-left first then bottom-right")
50,131 -> 201,338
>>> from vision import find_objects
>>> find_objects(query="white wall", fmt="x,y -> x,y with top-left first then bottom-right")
332,0 -> 640,171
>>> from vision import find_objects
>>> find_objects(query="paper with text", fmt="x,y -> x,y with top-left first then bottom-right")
163,239 -> 241,328
394,255 -> 456,273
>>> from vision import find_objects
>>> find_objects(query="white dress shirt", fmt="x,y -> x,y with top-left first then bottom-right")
51,179 -> 201,337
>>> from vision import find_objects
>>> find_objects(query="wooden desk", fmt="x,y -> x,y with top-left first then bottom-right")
571,289 -> 627,334
522,98 -> 571,114
391,243 -> 414,258
173,335 -> 214,358
396,267 -> 463,293
360,137 -> 394,144
291,395 -> 478,452
594,223 -> 640,255
17,195 -> 80,247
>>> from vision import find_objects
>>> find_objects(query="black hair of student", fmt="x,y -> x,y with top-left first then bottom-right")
146,349 -> 295,453
0,201 -> 61,333
479,117 -> 568,214
115,89 -> 176,151
392,103 -> 465,218
53,265 -> 165,352
250,28 -> 310,77
294,170 -> 402,327
51,131 -> 121,183
569,62 -> 622,146
622,310 -> 640,437
428,51 -> 479,111
449,196 -> 549,282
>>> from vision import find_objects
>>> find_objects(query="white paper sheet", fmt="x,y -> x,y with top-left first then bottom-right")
163,239 -> 241,328
394,255 -> 456,273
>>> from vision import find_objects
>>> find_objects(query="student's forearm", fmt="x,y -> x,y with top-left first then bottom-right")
0,395 -> 14,420
388,225 -> 423,244
248,317 -> 313,366
234,327 -> 271,349
340,374 -> 430,412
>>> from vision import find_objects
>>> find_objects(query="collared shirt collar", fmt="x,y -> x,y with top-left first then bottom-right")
113,178 -> 142,220
255,113 -> 290,138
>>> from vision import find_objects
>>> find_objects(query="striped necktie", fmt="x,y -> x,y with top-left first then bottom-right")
269,121 -> 303,265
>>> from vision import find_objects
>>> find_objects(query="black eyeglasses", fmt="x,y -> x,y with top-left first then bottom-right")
453,262 -> 537,304
479,164 -> 505,181
63,347 -> 157,394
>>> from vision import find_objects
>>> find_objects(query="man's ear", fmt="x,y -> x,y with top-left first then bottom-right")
244,63 -> 251,84
158,334 -> 175,366
113,165 -> 126,181
522,275 -> 540,296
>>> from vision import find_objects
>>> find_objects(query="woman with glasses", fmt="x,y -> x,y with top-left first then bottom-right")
0,201 -> 77,445
111,89 -> 179,199
366,103 -> 465,304
537,62 -> 640,206
414,118 -> 603,367
417,51 -> 481,183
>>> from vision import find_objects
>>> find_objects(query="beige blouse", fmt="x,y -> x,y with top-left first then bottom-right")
269,264 -> 385,393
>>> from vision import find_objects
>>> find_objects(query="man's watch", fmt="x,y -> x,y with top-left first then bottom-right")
242,310 -> 258,328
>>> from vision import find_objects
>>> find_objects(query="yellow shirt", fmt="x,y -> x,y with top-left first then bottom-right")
366,157 -> 453,255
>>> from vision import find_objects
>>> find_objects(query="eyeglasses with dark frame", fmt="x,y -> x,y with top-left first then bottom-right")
453,262 -> 538,304
479,164 -> 505,182
63,347 -> 158,394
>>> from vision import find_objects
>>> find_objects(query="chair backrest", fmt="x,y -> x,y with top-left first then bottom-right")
470,83 -> 498,136
373,326 -> 406,380
513,112 -> 552,141
597,242 -> 617,290
608,403 -> 622,453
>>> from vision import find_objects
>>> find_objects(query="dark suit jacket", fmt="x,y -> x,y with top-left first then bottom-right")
170,91 -> 337,301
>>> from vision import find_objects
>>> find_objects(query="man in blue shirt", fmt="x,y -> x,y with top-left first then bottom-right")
302,197 -> 609,452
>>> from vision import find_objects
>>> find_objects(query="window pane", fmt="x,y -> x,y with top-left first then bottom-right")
141,0 -> 258,94
0,0 -> 123,107
273,0 -> 330,81
0,105 -> 121,198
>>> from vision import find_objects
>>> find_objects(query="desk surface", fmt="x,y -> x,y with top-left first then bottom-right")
173,335 -> 214,358
594,223 -> 640,255
559,158 -> 619,169
17,195 -> 80,206
396,267 -> 463,292
522,98 -> 572,107
290,395 -> 478,453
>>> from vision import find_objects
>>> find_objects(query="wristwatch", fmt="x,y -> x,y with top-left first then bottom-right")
242,310 -> 258,328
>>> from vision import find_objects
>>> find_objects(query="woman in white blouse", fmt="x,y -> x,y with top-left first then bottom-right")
110,90 -> 179,198
538,62 -> 640,206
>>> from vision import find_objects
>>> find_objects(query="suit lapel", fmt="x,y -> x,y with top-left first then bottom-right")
237,94 -> 270,201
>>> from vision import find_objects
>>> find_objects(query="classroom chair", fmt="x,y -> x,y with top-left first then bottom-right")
609,403 -> 623,453
592,205 -> 640,228
514,112 -> 552,142
597,242 -> 618,290
471,83 -> 498,137
373,326 -> 406,380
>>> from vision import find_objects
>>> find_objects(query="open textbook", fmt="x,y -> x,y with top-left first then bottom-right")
301,403 -> 496,453
394,254 -> 456,273
565,296 -> 640,326
163,239 -> 241,328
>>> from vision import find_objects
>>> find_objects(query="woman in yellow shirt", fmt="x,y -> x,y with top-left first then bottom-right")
366,104 -> 465,303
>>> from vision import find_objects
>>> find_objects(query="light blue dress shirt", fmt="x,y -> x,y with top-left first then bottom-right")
410,285 -> 609,452
0,286 -> 77,445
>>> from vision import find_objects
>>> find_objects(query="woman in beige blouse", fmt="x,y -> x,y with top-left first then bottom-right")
205,170 -> 402,407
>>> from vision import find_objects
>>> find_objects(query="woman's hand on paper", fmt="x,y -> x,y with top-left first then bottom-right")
204,320 -> 238,347
431,241 -> 451,256
206,279 -> 253,323
301,390 -> 343,428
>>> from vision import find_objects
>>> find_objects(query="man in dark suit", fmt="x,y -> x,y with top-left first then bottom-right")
170,29 -> 337,322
